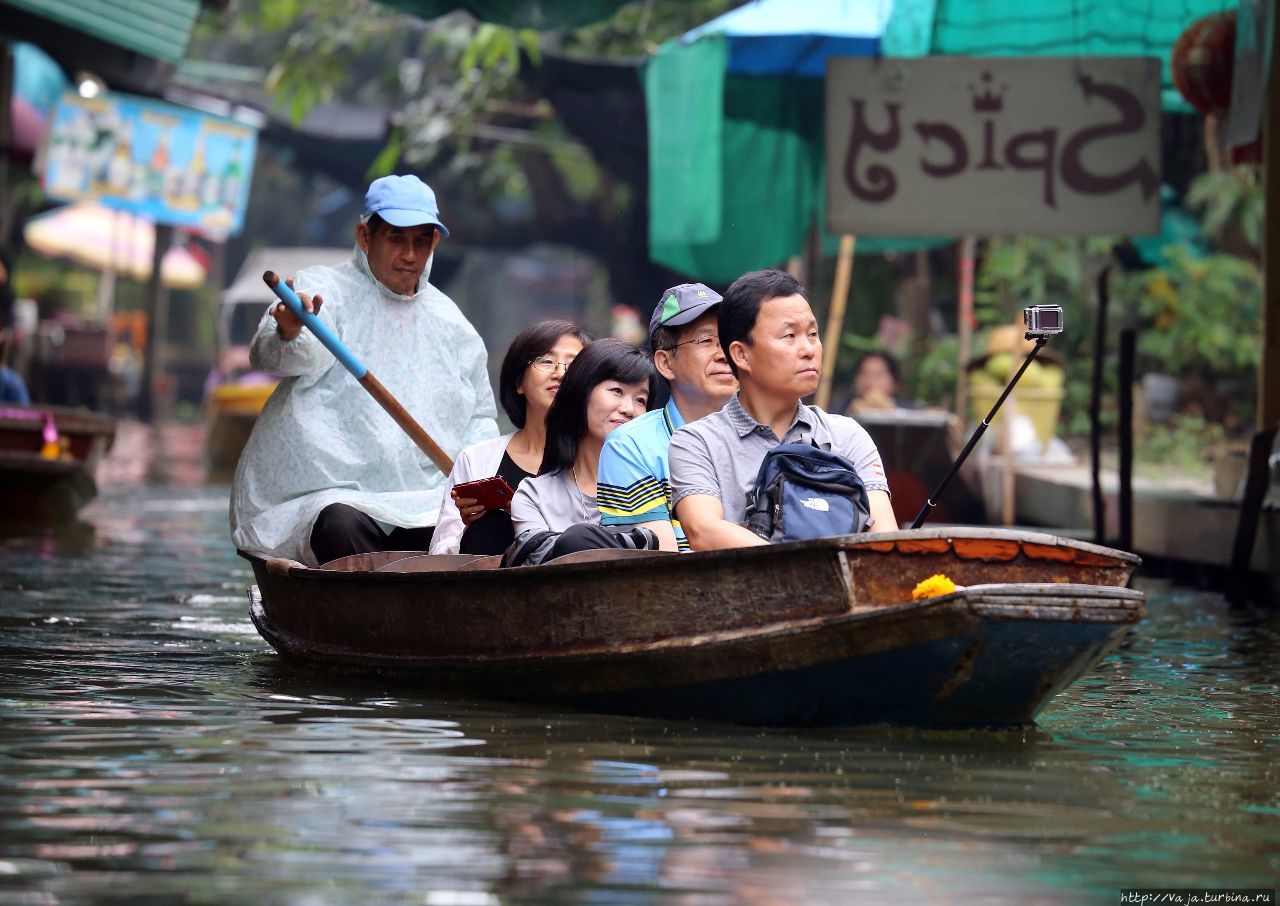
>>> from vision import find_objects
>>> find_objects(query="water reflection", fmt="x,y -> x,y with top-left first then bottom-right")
0,421 -> 1277,903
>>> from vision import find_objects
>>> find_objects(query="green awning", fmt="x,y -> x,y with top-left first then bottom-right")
0,0 -> 200,64
376,0 -> 644,30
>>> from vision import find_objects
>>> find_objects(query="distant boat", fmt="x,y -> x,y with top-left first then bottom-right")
204,247 -> 348,480
245,527 -> 1144,728
0,405 -> 116,526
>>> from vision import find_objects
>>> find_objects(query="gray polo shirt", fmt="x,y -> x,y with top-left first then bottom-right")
668,394 -> 889,525
511,468 -> 600,535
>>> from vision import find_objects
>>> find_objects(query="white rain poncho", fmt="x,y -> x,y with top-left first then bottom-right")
230,245 -> 498,564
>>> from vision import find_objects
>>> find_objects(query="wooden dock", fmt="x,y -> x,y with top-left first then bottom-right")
1008,463 -> 1278,589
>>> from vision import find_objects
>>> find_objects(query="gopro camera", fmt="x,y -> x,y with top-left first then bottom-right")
1023,304 -> 1064,339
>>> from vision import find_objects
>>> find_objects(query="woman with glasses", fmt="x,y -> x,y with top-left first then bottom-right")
505,338 -> 659,566
430,320 -> 591,555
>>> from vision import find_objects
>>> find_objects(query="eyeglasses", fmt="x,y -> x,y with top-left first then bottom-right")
665,335 -> 720,352
529,356 -> 574,375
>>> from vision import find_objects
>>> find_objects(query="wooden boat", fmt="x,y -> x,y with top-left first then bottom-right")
245,527 -> 1144,728
205,380 -> 275,480
0,405 -> 116,526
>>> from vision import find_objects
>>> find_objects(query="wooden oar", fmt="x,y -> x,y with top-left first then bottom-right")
263,271 -> 454,475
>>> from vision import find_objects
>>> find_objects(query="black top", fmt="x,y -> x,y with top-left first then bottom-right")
458,449 -> 536,556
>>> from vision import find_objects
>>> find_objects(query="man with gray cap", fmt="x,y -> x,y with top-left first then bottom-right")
597,283 -> 737,552
231,174 -> 498,565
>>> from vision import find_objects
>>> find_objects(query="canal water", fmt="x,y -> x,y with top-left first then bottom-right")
1,423 -> 1276,905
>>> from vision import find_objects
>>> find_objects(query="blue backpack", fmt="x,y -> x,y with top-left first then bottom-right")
744,443 -> 872,543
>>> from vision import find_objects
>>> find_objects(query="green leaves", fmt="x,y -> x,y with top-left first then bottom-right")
1125,247 -> 1262,376
1184,166 -> 1262,253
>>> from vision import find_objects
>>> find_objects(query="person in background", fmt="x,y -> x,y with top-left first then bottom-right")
842,350 -> 914,416
431,320 -> 591,556
0,251 -> 31,405
231,174 -> 498,566
597,283 -> 736,552
507,338 -> 658,564
669,269 -> 897,550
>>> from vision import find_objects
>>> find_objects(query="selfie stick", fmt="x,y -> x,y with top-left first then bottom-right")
910,336 -> 1048,529
263,271 -> 454,475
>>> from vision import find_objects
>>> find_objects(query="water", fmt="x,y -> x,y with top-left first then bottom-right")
1,423 -> 1277,905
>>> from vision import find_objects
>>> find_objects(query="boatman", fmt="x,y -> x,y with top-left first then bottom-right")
230,175 -> 498,565
668,269 -> 898,549
596,283 -> 737,551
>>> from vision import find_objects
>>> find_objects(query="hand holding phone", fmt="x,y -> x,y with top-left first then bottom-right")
452,475 -> 515,523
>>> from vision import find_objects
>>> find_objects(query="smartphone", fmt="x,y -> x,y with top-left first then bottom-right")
453,475 -> 516,511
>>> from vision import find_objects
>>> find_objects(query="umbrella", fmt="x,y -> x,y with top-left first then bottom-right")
24,202 -> 209,290
8,42 -> 68,164
683,0 -> 889,77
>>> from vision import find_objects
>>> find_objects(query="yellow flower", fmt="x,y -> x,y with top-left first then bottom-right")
1147,274 -> 1177,304
912,574 -> 957,600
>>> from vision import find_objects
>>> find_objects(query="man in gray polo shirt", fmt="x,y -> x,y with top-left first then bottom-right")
669,269 -> 897,550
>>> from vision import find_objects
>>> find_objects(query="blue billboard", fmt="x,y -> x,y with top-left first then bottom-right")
42,91 -> 258,239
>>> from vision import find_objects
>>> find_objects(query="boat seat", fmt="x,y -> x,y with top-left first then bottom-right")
320,550 -> 432,572
457,556 -> 502,571
374,554 -> 486,573
548,548 -> 675,566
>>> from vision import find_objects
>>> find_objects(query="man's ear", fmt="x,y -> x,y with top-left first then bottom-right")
355,221 -> 371,252
429,229 -> 442,255
653,348 -> 677,381
729,340 -> 751,374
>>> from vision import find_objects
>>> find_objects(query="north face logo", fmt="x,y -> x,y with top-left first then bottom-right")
800,497 -> 830,512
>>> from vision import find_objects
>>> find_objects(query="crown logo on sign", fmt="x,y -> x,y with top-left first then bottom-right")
970,71 -> 1005,113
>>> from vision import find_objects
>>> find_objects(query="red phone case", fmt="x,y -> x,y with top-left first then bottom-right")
454,476 -> 515,510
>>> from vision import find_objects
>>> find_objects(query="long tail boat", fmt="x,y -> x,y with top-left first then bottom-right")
245,527 -> 1143,728
0,405 -> 116,527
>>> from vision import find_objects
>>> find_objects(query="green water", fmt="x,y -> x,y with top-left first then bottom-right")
0,424 -> 1276,904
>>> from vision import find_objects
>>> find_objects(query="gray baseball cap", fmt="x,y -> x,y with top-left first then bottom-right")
648,283 -> 723,339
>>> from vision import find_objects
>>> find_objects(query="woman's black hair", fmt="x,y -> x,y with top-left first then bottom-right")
854,350 -> 901,385
539,338 -> 658,475
498,320 -> 593,428
718,269 -> 805,376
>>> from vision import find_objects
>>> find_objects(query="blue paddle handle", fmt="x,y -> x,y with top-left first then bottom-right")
264,272 -> 367,380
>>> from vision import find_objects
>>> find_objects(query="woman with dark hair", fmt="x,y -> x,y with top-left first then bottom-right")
506,338 -> 658,563
842,351 -> 914,415
430,319 -> 591,555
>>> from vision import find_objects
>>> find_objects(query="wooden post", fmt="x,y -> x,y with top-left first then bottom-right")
999,351 -> 1016,525
815,233 -> 855,410
1227,5 -> 1280,603
1260,3 -> 1280,438
1091,266 -> 1111,544
1118,328 -> 1136,552
138,224 -> 173,423
0,43 -> 13,246
955,236 -> 977,419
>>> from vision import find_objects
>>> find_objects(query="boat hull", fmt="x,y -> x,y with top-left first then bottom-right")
245,528 -> 1144,727
0,406 -> 115,526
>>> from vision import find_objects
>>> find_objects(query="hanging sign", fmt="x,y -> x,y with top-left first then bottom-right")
41,91 -> 258,239
826,57 -> 1162,236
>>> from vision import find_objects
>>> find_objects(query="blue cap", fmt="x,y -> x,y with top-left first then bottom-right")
362,174 -> 449,236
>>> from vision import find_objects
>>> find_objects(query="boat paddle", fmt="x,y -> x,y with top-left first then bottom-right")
910,304 -> 1063,529
262,271 -> 454,475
